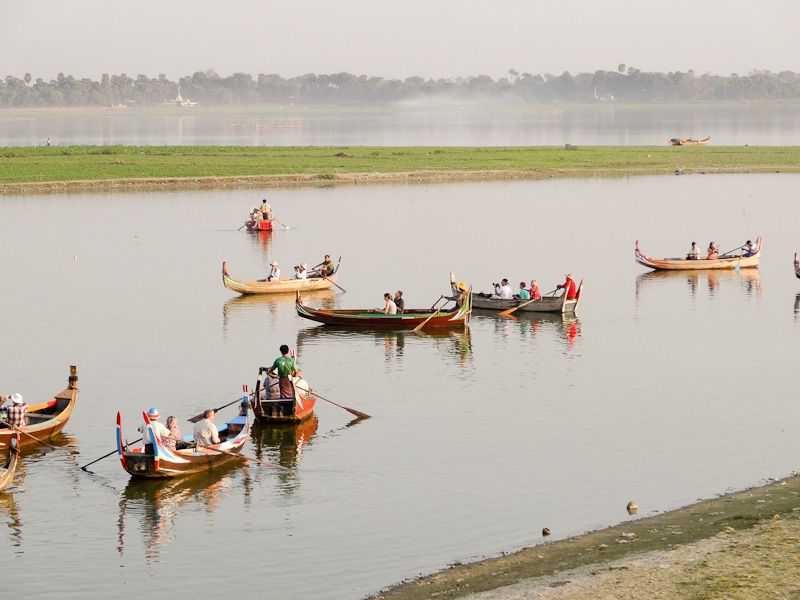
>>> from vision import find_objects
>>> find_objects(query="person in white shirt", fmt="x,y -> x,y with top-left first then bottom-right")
192,409 -> 220,447
295,263 -> 308,279
382,293 -> 397,315
138,408 -> 170,454
687,242 -> 699,260
267,261 -> 280,281
494,278 -> 513,299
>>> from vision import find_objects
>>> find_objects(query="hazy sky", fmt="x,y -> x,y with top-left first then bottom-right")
2,1 -> 797,80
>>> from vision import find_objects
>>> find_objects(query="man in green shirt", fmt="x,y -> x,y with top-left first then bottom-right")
268,344 -> 298,398
517,282 -> 531,300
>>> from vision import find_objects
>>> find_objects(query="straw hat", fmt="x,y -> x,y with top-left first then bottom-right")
270,261 -> 279,266
10,393 -> 23,405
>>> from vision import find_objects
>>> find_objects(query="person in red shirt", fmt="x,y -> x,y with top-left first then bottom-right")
557,273 -> 577,299
529,280 -> 541,300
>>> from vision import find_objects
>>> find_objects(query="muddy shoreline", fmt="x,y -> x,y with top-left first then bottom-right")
2,165 -> 798,195
371,474 -> 800,599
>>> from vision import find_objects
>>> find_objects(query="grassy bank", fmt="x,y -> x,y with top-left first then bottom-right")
1,145 -> 800,194
372,475 -> 800,599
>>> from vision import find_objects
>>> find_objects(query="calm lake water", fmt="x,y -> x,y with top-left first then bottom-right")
1,174 -> 799,598
2,104 -> 800,147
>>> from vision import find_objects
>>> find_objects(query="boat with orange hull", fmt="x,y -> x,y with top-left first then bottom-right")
0,433 -> 20,492
246,219 -> 273,232
252,377 -> 316,423
635,238 -> 762,271
116,404 -> 249,479
222,260 -> 341,295
296,286 -> 472,329
0,366 -> 78,449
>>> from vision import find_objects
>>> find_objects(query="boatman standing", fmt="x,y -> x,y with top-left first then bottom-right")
260,199 -> 272,222
268,345 -> 298,399
556,273 -> 577,300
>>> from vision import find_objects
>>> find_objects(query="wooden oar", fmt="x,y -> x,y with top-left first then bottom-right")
318,272 -> 346,293
274,219 -> 291,230
188,387 -> 252,423
719,245 -> 744,258
80,438 -> 143,471
305,390 -> 370,420
237,223 -> 247,231
498,288 -> 558,317
413,295 -> 448,333
0,420 -> 61,451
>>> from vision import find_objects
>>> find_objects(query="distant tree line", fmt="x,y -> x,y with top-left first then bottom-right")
2,66 -> 800,107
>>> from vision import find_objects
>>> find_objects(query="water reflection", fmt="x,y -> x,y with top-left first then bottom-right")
0,494 -> 22,550
222,290 -> 337,336
295,326 -> 474,369
795,294 -> 800,322
474,313 -> 582,352
250,418 -> 318,495
245,229 -> 274,261
117,463 -> 245,560
635,269 -> 762,301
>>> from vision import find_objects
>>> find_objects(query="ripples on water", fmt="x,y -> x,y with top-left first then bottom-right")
0,175 -> 799,598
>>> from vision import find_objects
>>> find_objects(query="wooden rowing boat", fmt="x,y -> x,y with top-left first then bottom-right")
0,433 -> 20,492
668,136 -> 710,146
222,260 -> 340,295
252,378 -> 316,423
635,238 -> 762,271
0,366 -> 78,449
471,280 -> 584,314
296,286 -> 473,329
245,218 -> 273,232
116,406 -> 250,478
795,253 -> 800,279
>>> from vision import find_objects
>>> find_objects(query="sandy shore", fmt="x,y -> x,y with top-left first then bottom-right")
373,474 -> 800,600
2,165 -> 799,196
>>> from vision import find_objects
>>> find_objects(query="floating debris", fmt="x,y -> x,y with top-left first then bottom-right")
627,501 -> 638,515
542,527 -> 551,537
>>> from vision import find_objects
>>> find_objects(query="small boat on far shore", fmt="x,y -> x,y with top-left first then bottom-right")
0,433 -> 20,492
635,238 -> 762,271
668,136 -> 710,146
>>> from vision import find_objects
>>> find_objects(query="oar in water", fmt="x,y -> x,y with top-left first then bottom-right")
318,272 -> 346,293
413,296 -> 448,333
80,438 -> 143,471
237,223 -> 247,231
498,288 -> 558,318
0,420 -> 61,451
305,389 -> 370,420
274,219 -> 291,230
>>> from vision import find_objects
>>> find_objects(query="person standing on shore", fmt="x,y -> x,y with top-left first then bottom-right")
46,137 -> 52,147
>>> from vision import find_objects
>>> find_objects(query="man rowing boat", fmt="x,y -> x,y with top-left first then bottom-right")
556,273 -> 577,300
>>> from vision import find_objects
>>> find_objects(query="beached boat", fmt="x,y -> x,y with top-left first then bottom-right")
471,280 -> 584,314
0,433 -> 20,492
668,137 -> 710,146
795,253 -> 800,279
222,260 -> 340,295
115,406 -> 249,479
252,377 -> 316,423
295,287 -> 472,329
0,366 -> 78,449
635,238 -> 762,271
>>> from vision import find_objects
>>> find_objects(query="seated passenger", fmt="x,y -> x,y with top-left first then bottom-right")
394,290 -> 405,313
296,263 -> 308,279
517,282 -> 530,300
267,261 -> 280,281
162,416 -> 183,451
382,293 -> 397,315
706,242 -> 719,260
494,278 -> 513,299
529,280 -> 541,300
687,242 -> 699,260
4,394 -> 27,428
192,409 -> 220,447
138,408 -> 170,454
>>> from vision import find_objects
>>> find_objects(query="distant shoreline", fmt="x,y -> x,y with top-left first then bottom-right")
2,145 -> 800,195
372,474 -> 800,599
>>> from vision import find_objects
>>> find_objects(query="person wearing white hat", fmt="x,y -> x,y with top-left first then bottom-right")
267,261 -> 280,281
295,263 -> 307,280
4,393 -> 28,428
556,273 -> 577,299
138,407 -> 170,454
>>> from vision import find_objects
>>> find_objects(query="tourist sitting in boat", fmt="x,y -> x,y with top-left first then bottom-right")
382,293 -> 398,315
529,280 -> 541,300
267,344 -> 298,399
260,199 -> 272,221
2,394 -> 27,428
687,242 -> 699,260
494,279 -> 513,299
556,274 -> 578,300
742,240 -> 756,257
706,242 -> 719,260
138,408 -> 170,454
162,416 -> 185,451
295,263 -> 308,279
394,290 -> 405,313
192,409 -> 220,447
267,261 -> 280,281
517,282 -> 530,300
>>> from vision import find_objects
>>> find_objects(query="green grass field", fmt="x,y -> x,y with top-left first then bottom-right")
1,145 -> 800,186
